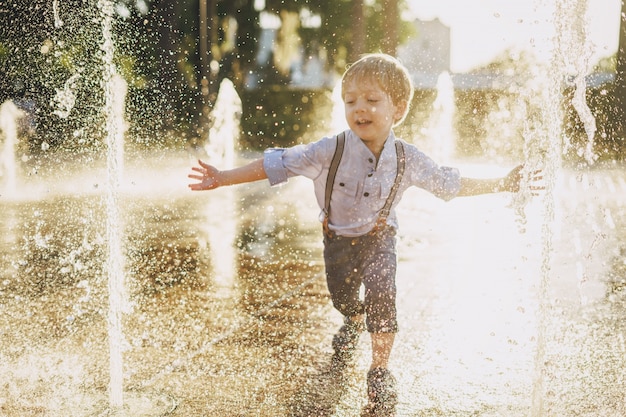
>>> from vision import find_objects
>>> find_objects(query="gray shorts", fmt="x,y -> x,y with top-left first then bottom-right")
323,227 -> 398,333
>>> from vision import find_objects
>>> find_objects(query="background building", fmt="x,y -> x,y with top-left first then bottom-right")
398,18 -> 451,88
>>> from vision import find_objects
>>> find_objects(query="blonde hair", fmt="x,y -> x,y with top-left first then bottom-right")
341,53 -> 414,125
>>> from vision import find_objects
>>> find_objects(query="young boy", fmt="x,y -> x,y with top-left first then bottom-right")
188,53 -> 541,416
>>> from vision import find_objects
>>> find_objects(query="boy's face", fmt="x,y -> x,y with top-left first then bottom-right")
343,79 -> 406,148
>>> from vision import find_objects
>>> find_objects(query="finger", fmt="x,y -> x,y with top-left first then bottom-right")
190,166 -> 206,174
198,159 -> 211,169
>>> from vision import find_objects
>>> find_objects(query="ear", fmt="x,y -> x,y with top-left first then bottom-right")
394,100 -> 408,123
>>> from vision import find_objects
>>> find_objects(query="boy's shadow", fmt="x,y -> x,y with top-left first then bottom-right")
288,355 -> 399,417
287,355 -> 359,417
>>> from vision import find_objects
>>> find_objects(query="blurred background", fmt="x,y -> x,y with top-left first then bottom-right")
0,0 -> 622,162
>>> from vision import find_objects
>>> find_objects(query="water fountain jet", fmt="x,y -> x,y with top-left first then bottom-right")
520,0 -> 601,415
203,77 -> 242,295
328,79 -> 349,135
422,71 -> 456,163
0,100 -> 23,198
98,0 -> 126,410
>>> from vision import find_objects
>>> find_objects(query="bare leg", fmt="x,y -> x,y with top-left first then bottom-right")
332,314 -> 366,363
364,333 -> 398,414
370,332 -> 395,370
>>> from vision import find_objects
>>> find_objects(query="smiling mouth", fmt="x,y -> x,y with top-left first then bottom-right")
356,119 -> 371,126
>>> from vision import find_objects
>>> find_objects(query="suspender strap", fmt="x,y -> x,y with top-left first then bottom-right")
322,132 -> 345,236
379,140 -> 405,219
371,140 -> 405,233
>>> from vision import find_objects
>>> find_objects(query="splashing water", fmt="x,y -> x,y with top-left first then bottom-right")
98,0 -> 126,410
0,101 -> 23,197
203,78 -> 242,294
205,78 -> 241,169
110,74 -> 128,183
519,0 -> 599,415
424,71 -> 456,163
559,0 -> 598,165
572,75 -> 597,164
52,73 -> 80,119
53,0 -> 64,28
554,0 -> 599,303
329,79 -> 349,135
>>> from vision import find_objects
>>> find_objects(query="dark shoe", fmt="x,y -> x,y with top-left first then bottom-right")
361,368 -> 397,417
331,317 -> 365,363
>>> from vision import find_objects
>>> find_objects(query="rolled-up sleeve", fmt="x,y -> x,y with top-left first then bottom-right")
407,146 -> 462,201
263,148 -> 289,186
435,166 -> 461,201
263,139 -> 332,186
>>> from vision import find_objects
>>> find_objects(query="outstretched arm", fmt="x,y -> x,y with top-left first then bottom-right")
456,165 -> 543,197
188,158 -> 267,191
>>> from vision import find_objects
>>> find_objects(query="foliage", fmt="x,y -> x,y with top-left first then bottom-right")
0,0 -> 106,153
1,0 -> 416,151
239,87 -> 331,150
264,0 -> 412,72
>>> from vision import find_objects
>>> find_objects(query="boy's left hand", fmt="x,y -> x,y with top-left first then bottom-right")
188,160 -> 221,191
503,165 -> 544,194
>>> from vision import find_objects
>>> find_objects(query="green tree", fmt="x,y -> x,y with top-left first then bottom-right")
0,0 -> 108,151
264,0 -> 411,72
0,0 -> 413,148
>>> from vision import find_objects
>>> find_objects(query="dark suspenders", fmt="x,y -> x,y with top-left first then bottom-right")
322,132 -> 346,237
378,140 -> 405,226
322,132 -> 405,237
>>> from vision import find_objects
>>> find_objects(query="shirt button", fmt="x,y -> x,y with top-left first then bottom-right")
368,158 -> 374,163
339,182 -> 345,186
367,173 -> 373,177
363,192 -> 370,197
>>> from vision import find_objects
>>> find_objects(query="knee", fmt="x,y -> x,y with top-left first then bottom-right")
330,293 -> 364,317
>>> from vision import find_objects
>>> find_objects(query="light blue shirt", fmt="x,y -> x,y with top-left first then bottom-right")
263,129 -> 461,237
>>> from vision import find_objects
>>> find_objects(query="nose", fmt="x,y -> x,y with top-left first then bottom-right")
354,98 -> 367,112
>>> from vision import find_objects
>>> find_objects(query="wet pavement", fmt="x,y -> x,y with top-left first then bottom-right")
1,153 -> 626,416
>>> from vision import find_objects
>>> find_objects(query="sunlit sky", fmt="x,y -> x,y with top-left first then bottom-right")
404,0 -> 621,72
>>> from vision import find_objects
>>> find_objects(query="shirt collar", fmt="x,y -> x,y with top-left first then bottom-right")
348,130 -> 397,161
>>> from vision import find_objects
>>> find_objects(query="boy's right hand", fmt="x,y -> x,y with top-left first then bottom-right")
188,160 -> 221,191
